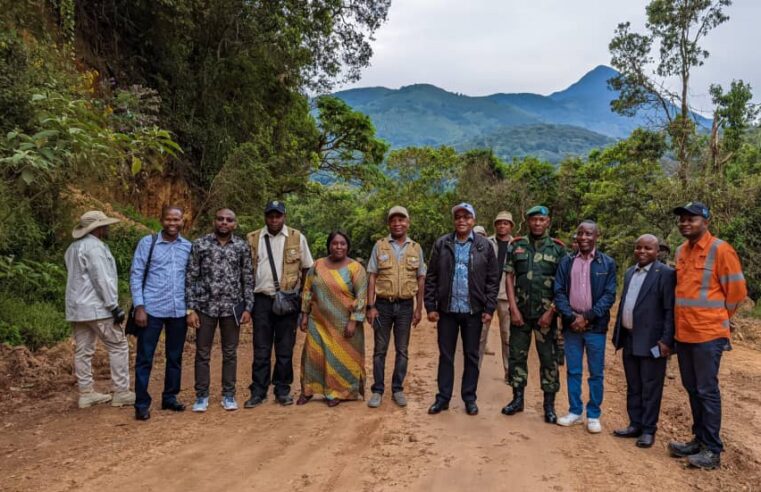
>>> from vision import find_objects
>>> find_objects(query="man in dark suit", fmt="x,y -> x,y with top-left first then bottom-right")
612,234 -> 675,448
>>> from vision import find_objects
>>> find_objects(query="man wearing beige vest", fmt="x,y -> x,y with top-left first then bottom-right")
366,206 -> 426,408
245,201 -> 314,408
478,211 -> 514,383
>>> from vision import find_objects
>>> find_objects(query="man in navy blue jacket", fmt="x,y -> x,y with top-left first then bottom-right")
611,234 -> 675,448
553,220 -> 617,434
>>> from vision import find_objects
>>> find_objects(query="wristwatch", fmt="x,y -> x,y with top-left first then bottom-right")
366,304 -> 375,310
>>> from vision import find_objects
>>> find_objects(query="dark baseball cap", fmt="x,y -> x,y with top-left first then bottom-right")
264,200 -> 286,214
673,201 -> 709,219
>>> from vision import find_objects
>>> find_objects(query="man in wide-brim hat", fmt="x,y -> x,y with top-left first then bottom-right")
65,210 -> 135,409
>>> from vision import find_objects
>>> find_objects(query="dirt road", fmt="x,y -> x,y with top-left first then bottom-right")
2,317 -> 761,491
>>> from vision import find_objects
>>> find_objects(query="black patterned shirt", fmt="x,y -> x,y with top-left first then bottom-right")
185,233 -> 255,317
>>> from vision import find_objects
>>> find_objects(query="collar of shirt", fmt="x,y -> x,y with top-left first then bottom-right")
264,226 -> 289,238
577,248 -> 597,261
157,233 -> 189,245
687,230 -> 714,252
387,234 -> 411,246
455,231 -> 475,244
634,261 -> 653,274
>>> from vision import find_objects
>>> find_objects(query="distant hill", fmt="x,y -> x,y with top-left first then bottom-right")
333,65 -> 711,162
456,124 -> 617,163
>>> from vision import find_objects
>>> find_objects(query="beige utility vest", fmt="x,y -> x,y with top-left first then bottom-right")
247,227 -> 303,291
374,237 -> 422,300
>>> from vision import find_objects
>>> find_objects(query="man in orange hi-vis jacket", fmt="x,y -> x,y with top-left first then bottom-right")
667,201 -> 747,471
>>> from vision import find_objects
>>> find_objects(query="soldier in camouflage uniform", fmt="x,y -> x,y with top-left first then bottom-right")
501,205 -> 567,423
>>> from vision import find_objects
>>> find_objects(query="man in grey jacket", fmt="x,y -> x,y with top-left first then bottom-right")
65,211 -> 134,409
478,211 -> 514,382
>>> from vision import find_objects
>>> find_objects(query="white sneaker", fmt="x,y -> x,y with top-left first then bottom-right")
193,397 -> 209,412
78,390 -> 112,409
587,418 -> 602,434
557,412 -> 584,427
111,391 -> 136,407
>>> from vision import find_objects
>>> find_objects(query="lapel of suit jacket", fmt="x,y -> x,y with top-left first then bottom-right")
633,261 -> 659,309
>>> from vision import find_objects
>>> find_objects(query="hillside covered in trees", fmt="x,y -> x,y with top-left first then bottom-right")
1,0 -> 760,349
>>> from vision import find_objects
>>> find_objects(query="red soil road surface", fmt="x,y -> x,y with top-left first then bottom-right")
1,317 -> 761,491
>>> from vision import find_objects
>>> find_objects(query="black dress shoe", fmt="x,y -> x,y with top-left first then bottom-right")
465,402 -> 479,416
276,394 -> 294,406
636,433 -> 655,448
428,401 -> 449,414
613,426 -> 642,438
668,438 -> 702,457
687,449 -> 721,469
135,409 -> 151,421
161,400 -> 186,412
244,395 -> 267,409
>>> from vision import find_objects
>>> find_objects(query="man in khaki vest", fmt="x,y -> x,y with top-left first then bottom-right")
479,211 -> 514,382
366,206 -> 426,408
244,201 -> 314,408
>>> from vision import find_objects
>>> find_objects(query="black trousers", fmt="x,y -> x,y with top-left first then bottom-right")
195,313 -> 239,397
371,298 -> 414,395
677,337 -> 728,453
250,293 -> 299,398
622,332 -> 667,434
436,312 -> 482,404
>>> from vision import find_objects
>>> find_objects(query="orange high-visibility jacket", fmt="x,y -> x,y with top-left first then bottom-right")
674,231 -> 747,343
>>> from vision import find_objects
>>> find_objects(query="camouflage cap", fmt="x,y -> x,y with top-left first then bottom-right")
526,205 -> 549,217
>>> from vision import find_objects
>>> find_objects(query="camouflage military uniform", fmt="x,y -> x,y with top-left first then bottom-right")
504,233 -> 566,393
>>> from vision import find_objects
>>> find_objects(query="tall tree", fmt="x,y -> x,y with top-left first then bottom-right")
609,0 -> 732,181
708,80 -> 760,170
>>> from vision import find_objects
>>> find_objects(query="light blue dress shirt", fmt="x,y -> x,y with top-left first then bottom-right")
449,232 -> 473,313
130,233 -> 192,318
621,262 -> 651,329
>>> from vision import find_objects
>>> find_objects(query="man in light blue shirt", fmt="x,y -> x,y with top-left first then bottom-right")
130,206 -> 192,420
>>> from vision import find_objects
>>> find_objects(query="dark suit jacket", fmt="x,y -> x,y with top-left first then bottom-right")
612,260 -> 675,357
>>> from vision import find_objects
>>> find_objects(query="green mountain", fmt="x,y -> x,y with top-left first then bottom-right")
457,124 -> 617,163
333,65 -> 711,162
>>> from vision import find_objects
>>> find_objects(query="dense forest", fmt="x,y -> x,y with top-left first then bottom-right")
1,0 -> 759,349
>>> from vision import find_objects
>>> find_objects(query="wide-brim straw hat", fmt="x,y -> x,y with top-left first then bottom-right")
72,210 -> 120,239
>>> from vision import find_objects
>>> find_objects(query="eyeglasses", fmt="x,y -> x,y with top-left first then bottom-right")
215,217 -> 236,223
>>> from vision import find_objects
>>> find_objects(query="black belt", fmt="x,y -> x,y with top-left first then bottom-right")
377,297 -> 413,303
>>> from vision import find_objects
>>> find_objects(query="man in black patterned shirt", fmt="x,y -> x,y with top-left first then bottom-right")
186,208 -> 255,412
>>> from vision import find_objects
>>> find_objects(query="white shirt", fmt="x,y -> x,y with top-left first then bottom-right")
254,226 -> 314,295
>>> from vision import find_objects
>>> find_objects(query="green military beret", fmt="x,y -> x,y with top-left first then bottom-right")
526,205 -> 549,217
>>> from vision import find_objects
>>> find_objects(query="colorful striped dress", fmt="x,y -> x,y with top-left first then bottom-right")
300,258 -> 368,401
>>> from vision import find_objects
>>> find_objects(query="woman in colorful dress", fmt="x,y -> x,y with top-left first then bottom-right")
297,231 -> 368,407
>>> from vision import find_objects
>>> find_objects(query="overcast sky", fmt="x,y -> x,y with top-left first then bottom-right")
338,0 -> 761,112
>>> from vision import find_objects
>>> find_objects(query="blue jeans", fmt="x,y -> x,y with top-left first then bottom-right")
134,314 -> 187,411
564,330 -> 606,418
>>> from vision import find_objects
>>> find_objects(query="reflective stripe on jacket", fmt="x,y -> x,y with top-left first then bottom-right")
674,231 -> 747,343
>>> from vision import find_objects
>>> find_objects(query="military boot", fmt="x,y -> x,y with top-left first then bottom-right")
543,392 -> 557,424
501,387 -> 524,415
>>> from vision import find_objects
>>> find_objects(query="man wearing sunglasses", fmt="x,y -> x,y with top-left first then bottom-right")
186,208 -> 255,412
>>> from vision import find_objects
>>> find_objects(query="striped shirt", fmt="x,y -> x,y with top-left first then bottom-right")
130,233 -> 192,318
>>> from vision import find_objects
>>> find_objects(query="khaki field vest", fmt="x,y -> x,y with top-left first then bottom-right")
247,226 -> 303,291
374,237 -> 422,300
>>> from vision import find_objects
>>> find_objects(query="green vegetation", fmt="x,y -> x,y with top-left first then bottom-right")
0,0 -> 759,350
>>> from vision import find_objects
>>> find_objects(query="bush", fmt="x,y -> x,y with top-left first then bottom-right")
0,296 -> 69,350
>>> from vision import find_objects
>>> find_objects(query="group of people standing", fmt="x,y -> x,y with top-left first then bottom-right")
64,198 -> 746,471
